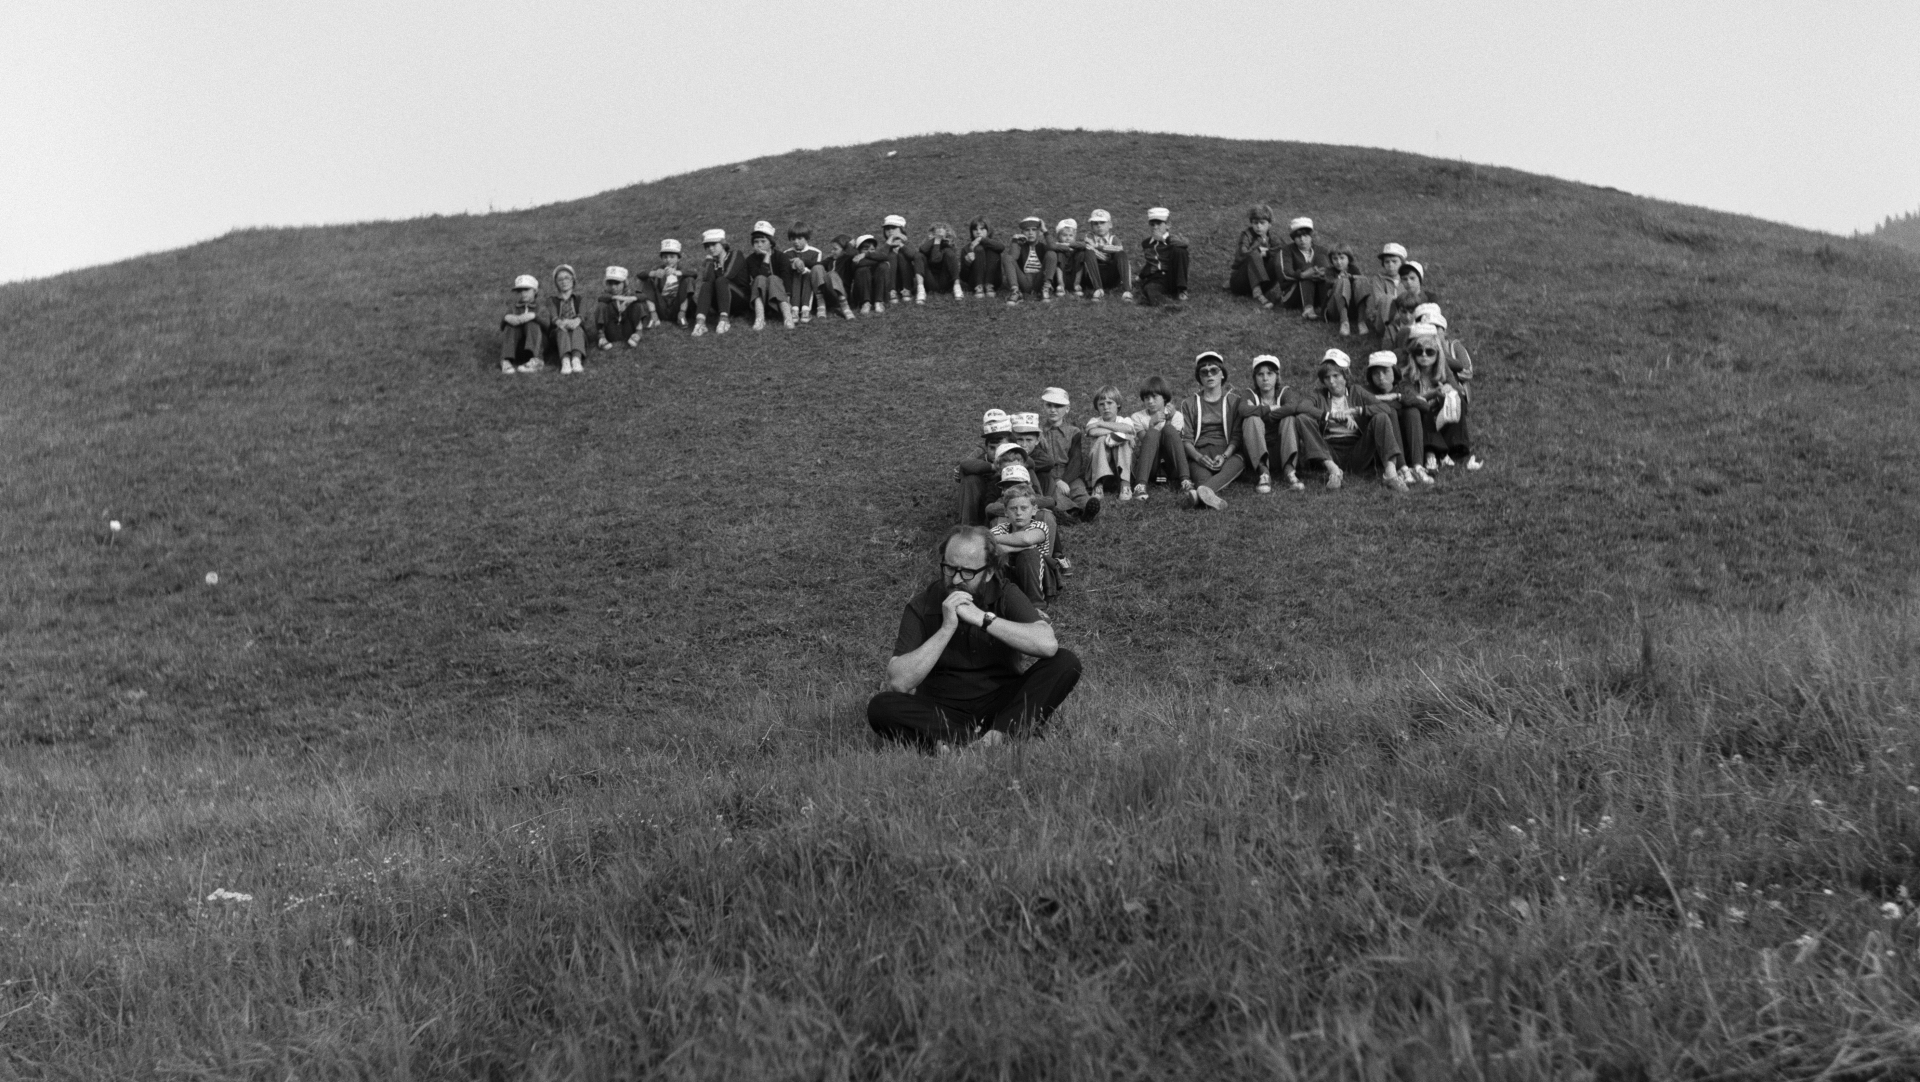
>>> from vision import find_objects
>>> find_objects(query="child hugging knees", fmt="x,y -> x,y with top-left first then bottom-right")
591,266 -> 643,352
1003,216 -> 1055,305
1127,374 -> 1191,500
743,221 -> 796,331
1323,244 -> 1368,337
499,274 -> 544,373
955,408 -> 1014,525
1082,385 -> 1139,500
988,434 -> 1072,571
541,264 -> 589,373
1047,219 -> 1081,299
1277,217 -> 1329,319
691,229 -> 744,337
1237,354 -> 1307,493
781,222 -> 823,324
881,214 -> 928,305
986,462 -> 1067,584
817,235 -> 858,320
1072,209 -> 1132,301
1230,204 -> 1282,307
921,222 -> 964,299
845,234 -> 893,314
961,218 -> 1007,298
643,239 -> 695,329
989,483 -> 1062,602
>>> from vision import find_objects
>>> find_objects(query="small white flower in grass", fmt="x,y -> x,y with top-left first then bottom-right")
205,888 -> 252,903
1507,824 -> 1525,836
1883,902 -> 1903,920
1824,889 -> 1835,895
109,521 -> 122,532
205,572 -> 219,585
1726,906 -> 1748,922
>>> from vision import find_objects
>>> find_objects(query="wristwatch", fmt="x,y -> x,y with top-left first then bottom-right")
980,612 -> 997,631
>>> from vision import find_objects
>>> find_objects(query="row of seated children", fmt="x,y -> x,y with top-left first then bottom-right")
497,209 -> 1196,370
1228,207 -> 1440,345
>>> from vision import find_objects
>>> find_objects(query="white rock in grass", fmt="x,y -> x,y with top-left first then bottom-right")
1883,902 -> 1903,920
205,572 -> 219,585
206,888 -> 252,903
109,521 -> 122,532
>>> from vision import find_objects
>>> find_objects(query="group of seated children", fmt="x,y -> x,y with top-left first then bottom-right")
954,305 -> 1480,599
1228,206 -> 1438,346
495,208 -> 1194,371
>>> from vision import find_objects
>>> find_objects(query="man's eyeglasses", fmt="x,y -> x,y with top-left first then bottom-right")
942,562 -> 990,580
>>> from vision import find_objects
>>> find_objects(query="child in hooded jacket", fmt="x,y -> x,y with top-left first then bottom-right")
1236,354 -> 1309,492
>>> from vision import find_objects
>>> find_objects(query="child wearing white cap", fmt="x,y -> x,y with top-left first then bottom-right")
880,214 -> 928,304
743,222 -> 797,330
1046,219 -> 1082,299
919,222 -> 965,299
837,234 -> 894,313
690,229 -> 746,336
1400,335 -> 1481,472
1035,387 -> 1097,522
1001,216 -> 1056,305
591,266 -> 644,351
961,218 -> 1008,298
1177,352 -> 1249,509
539,264 -> 589,373
1071,210 -> 1132,301
989,484 -> 1061,602
1364,243 -> 1409,337
642,240 -> 694,328
1286,353 -> 1410,492
1137,208 -> 1190,307
954,409 -> 1015,524
1235,354 -> 1307,492
1277,217 -> 1329,319
1229,205 -> 1282,306
499,274 -> 544,373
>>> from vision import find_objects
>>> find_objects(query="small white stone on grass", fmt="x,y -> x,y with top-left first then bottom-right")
205,888 -> 252,903
109,521 -> 122,532
205,572 -> 219,585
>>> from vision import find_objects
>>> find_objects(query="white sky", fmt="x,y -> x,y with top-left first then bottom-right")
4,0 -> 1916,284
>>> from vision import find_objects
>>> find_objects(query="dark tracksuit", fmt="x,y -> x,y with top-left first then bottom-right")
1137,232 -> 1191,306
1228,227 -> 1282,298
881,232 -> 926,296
1324,266 -> 1372,326
539,293 -> 588,357
641,263 -> 695,324
961,234 -> 1007,291
837,245 -> 893,307
781,244 -> 822,313
1034,422 -> 1091,514
1285,384 -> 1404,475
1397,374 -> 1473,459
1279,243 -> 1331,312
867,578 -> 1083,747
1129,410 -> 1192,487
740,248 -> 791,312
1001,234 -> 1056,299
1180,390 -> 1251,492
694,248 -> 748,323
1042,234 -> 1079,293
590,291 -> 643,344
1071,233 -> 1133,293
499,300 -> 544,363
1236,388 -> 1306,476
919,236 -> 963,292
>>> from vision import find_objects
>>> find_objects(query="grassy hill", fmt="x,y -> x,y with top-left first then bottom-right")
5,130 -> 1920,1078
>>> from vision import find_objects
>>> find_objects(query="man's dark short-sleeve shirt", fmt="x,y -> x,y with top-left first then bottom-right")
892,578 -> 1042,704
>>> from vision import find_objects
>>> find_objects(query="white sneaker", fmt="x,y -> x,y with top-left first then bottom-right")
1466,456 -> 1484,471
1117,484 -> 1132,502
1121,291 -> 1133,301
691,321 -> 708,337
1092,289 -> 1105,300
716,318 -> 731,335
516,358 -> 543,372
953,283 -> 965,299
873,301 -> 885,313
500,360 -> 515,373
1413,465 -> 1434,485
571,356 -> 585,373
1425,454 -> 1440,471
752,314 -> 766,331
860,303 -> 872,313
915,286 -> 926,304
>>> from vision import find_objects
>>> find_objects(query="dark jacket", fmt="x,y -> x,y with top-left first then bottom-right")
1139,232 -> 1189,280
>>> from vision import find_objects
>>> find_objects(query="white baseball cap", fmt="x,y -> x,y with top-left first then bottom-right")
751,220 -> 775,238
701,228 -> 727,245
992,441 -> 1023,461
1322,348 -> 1351,369
1425,312 -> 1450,329
1010,412 -> 1041,433
883,214 -> 907,229
659,239 -> 683,254
1088,209 -> 1111,224
1288,217 -> 1314,233
511,274 -> 538,290
1147,207 -> 1170,222
981,408 -> 1012,435
1367,351 -> 1399,369
1379,242 -> 1408,260
1413,302 -> 1443,322
854,233 -> 877,247
604,266 -> 628,281
1251,354 -> 1280,373
1056,218 -> 1077,232
998,464 -> 1031,486
1408,322 -> 1442,340
1400,260 -> 1426,279
1040,387 -> 1070,406
1019,215 -> 1044,227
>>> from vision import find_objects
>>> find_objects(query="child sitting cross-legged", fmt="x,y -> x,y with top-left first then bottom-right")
989,482 -> 1061,601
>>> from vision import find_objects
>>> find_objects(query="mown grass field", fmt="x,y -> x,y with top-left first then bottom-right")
4,130 -> 1920,1078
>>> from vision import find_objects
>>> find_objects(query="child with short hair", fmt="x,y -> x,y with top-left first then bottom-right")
961,218 -> 1006,298
691,229 -> 744,337
1364,243 -> 1408,338
839,234 -> 892,313
985,459 -> 1069,575
1237,354 -> 1306,492
1082,385 -> 1139,498
953,409 -> 1014,524
989,483 -> 1060,601
1229,204 -> 1282,306
1002,215 -> 1056,305
781,222 -> 823,324
499,274 -> 544,373
1047,219 -> 1081,298
540,264 -> 589,373
881,214 -> 927,304
1322,244 -> 1368,337
1137,209 -> 1190,307
920,221 -> 964,299
643,240 -> 695,328
742,221 -> 796,331
1128,374 -> 1192,499
1074,209 -> 1132,301
1277,217 -> 1329,318
591,266 -> 643,351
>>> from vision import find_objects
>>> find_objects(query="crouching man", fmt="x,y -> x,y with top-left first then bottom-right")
867,526 -> 1082,751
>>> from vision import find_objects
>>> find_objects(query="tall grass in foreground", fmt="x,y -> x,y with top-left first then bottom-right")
5,599 -> 1919,1080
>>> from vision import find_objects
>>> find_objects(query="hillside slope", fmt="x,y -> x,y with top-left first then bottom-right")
2,129 -> 1917,746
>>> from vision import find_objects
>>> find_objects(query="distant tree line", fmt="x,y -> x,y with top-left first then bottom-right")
1864,208 -> 1920,254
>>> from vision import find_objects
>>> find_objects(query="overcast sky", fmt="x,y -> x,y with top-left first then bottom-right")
5,0 -> 1916,284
